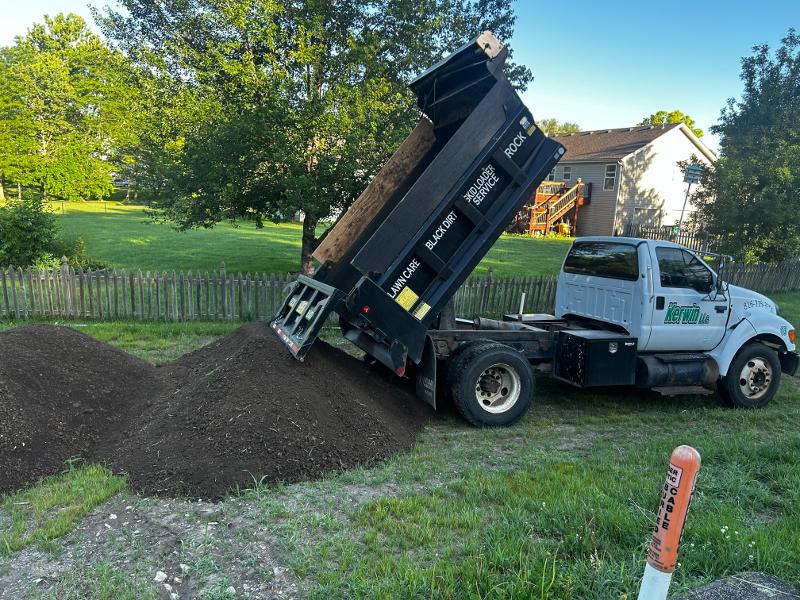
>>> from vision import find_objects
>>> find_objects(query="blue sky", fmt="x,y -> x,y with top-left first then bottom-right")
2,1 -> 798,151
512,0 -> 799,151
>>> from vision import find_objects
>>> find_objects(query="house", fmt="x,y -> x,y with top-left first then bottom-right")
547,123 -> 716,237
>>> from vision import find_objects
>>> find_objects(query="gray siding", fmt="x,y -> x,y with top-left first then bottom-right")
550,161 -> 620,236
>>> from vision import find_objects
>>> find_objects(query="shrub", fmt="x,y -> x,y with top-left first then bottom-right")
48,233 -> 105,269
0,200 -> 103,269
0,199 -> 60,267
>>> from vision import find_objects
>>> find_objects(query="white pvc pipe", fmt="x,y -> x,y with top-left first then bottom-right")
637,563 -> 672,600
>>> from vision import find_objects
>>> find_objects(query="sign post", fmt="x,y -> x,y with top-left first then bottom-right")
678,165 -> 704,229
637,445 -> 701,600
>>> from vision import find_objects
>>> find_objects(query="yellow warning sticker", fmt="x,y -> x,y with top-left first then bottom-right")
395,286 -> 419,310
413,302 -> 431,320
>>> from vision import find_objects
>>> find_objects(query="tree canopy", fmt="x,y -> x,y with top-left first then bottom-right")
0,14 -> 139,201
95,0 -> 529,273
691,29 -> 800,262
538,118 -> 581,136
638,109 -> 703,138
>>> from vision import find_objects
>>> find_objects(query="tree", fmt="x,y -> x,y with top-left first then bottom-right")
538,118 -> 581,136
638,110 -> 703,138
0,47 -> 37,200
0,14 -> 139,202
96,0 -> 529,274
690,29 -> 800,263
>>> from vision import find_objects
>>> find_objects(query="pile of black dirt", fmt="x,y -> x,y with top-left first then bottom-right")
0,323 -> 430,499
108,324 -> 430,498
0,325 -> 159,494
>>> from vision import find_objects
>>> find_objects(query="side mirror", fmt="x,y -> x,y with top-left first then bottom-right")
716,257 -> 729,294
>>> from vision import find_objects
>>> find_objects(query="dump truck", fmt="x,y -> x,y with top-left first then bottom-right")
271,32 -> 798,425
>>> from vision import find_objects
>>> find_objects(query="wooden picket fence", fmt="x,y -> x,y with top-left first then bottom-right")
0,260 -> 295,322
0,258 -> 797,322
726,259 -> 800,293
624,223 -> 718,253
454,275 -> 558,318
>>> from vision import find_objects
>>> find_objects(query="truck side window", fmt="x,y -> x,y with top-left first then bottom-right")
563,241 -> 639,281
656,247 -> 713,293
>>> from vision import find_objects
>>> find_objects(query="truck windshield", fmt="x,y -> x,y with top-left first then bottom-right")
563,241 -> 639,281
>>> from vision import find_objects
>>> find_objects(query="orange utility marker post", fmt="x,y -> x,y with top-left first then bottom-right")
637,445 -> 701,600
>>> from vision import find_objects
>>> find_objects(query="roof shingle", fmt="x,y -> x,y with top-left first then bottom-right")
549,124 -> 681,162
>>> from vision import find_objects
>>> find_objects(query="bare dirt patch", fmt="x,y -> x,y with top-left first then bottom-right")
0,493 -> 298,599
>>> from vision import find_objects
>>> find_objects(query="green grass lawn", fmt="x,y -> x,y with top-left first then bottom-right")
0,464 -> 125,557
51,201 -> 572,277
53,202 -> 310,275
0,315 -> 798,598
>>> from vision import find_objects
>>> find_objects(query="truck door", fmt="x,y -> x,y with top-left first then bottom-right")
644,246 -> 729,352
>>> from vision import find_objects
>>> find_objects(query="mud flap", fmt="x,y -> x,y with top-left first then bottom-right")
270,275 -> 342,361
415,335 -> 437,409
780,351 -> 799,377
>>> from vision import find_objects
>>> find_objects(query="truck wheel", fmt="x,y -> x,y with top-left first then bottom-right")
446,342 -> 534,426
718,342 -> 782,408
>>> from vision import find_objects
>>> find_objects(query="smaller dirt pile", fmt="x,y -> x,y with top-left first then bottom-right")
0,325 -> 159,493
0,324 -> 429,499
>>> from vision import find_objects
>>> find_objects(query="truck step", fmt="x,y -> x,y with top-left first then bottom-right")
652,353 -> 711,364
652,385 -> 714,397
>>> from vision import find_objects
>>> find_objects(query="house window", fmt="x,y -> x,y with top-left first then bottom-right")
547,168 -> 556,181
563,166 -> 572,181
603,164 -> 617,190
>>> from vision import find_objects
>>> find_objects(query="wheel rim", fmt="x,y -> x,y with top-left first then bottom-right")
738,357 -> 773,400
474,363 -> 521,414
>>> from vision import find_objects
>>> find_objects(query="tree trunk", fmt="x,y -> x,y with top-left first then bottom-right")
0,173 -> 5,201
300,213 -> 319,275
17,183 -> 22,200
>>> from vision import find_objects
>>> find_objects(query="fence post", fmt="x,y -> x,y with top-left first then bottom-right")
229,272 -> 235,320
9,266 -> 19,319
179,271 -> 186,321
246,273 -> 252,320
55,266 -> 64,316
237,272 -> 244,320
104,268 -> 111,319
204,272 -> 210,319
95,269 -> 103,319
480,270 -> 492,314
26,268 -> 35,317
188,271 -> 194,321
17,267 -> 28,319
172,271 -> 178,321
1,267 -> 8,317
120,269 -> 127,318
220,262 -> 227,320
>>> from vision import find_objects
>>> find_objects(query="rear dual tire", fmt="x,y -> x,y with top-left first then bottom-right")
446,341 -> 534,426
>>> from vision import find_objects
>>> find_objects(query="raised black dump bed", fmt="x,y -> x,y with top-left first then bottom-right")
272,31 -> 565,379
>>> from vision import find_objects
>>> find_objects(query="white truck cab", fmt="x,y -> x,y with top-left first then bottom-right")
555,237 -> 797,407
